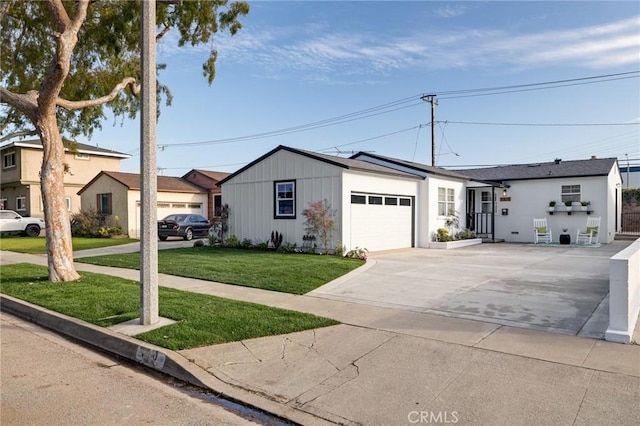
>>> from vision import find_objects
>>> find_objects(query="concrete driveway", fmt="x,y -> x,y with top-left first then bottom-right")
310,242 -> 633,338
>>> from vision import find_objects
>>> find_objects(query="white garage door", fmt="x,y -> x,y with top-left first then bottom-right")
350,193 -> 413,252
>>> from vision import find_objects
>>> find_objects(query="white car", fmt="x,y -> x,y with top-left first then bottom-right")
0,210 -> 46,237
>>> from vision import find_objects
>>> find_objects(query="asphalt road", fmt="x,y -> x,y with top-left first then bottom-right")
0,312 -> 259,426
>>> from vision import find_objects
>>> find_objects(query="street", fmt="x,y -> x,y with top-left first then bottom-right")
0,312 -> 260,426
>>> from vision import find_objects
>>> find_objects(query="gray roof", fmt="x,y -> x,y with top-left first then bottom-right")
457,158 -> 618,182
351,152 -> 471,180
217,145 -> 421,185
0,139 -> 130,158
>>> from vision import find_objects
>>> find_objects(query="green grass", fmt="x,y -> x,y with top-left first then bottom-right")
0,263 -> 339,350
0,236 -> 138,254
77,247 -> 365,294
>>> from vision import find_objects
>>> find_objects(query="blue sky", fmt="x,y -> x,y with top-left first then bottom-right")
93,1 -> 640,175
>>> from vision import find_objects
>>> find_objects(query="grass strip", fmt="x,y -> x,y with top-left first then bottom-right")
77,246 -> 364,294
1,263 -> 338,350
0,236 -> 138,254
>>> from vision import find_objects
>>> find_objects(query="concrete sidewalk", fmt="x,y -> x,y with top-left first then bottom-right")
1,250 -> 639,425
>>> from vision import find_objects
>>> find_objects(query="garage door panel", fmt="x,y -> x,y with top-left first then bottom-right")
350,194 -> 413,252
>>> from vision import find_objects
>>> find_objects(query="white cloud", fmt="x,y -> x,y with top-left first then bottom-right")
434,4 -> 469,19
159,15 -> 640,83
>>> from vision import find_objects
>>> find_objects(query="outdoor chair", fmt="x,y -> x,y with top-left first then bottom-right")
576,216 -> 601,245
533,218 -> 552,244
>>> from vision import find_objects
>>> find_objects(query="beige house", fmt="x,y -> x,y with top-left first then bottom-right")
0,139 -> 129,218
78,171 -> 208,238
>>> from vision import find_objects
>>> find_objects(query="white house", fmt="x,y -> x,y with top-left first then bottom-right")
219,146 -> 622,252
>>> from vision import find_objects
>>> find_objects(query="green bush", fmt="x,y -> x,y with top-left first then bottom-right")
240,238 -> 253,249
71,209 -> 122,238
224,234 -> 240,248
436,228 -> 451,242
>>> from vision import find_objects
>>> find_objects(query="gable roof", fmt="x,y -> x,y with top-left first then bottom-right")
456,158 -> 618,182
350,152 -> 471,180
78,171 -> 206,195
0,139 -> 130,159
182,169 -> 230,182
217,145 -> 421,186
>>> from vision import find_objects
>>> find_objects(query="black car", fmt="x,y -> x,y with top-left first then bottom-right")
158,214 -> 212,241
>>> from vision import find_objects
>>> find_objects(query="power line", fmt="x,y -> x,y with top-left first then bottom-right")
440,121 -> 639,127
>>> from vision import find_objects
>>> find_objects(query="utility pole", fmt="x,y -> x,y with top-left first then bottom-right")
421,94 -> 438,166
625,153 -> 630,189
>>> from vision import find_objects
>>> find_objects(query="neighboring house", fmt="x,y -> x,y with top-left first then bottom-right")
456,157 -> 621,244
182,169 -> 230,221
218,146 -> 622,252
0,139 -> 129,218
78,171 -> 208,238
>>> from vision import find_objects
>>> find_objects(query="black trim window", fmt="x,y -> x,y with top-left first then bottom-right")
399,198 -> 411,206
368,196 -> 383,205
351,194 -> 366,204
275,180 -> 295,218
385,197 -> 398,205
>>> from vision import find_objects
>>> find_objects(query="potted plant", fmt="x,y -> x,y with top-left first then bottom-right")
564,200 -> 572,214
580,201 -> 590,211
548,201 -> 556,213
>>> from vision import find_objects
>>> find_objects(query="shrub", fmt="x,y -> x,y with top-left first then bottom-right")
224,234 -> 240,248
277,242 -> 299,254
455,228 -> 476,240
255,241 -> 269,250
215,204 -> 230,243
71,209 -> 122,238
436,228 -> 451,242
345,247 -> 368,261
240,238 -> 253,249
193,239 -> 206,247
334,241 -> 345,257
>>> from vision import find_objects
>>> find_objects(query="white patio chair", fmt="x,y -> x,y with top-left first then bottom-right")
576,216 -> 600,245
533,218 -> 552,244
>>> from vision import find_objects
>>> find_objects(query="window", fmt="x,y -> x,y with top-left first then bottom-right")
368,196 -> 383,205
172,203 -> 186,208
399,198 -> 411,206
75,153 -> 90,160
214,194 -> 222,215
0,198 -> 6,209
481,191 -> 492,213
66,197 -> 72,211
16,196 -> 26,211
97,193 -> 112,215
561,185 -> 581,203
351,194 -> 366,204
274,180 -> 295,218
438,187 -> 455,216
3,152 -> 16,168
157,203 -> 171,208
385,197 -> 398,206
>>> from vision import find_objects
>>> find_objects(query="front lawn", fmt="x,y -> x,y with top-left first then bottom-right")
0,236 -> 138,254
0,263 -> 338,350
77,246 -> 364,294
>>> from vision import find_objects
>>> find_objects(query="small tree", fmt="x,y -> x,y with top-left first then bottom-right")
215,203 -> 230,244
302,199 -> 336,254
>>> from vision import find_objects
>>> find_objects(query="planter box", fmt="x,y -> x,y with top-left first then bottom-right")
429,238 -> 482,250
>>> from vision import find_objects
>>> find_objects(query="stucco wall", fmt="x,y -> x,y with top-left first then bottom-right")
493,176 -> 616,243
79,174 -> 130,232
426,176 -> 467,243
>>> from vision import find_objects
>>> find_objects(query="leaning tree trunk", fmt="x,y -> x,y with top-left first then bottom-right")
38,117 -> 80,282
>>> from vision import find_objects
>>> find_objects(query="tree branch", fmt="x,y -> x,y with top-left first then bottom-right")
0,130 -> 38,143
0,87 -> 39,119
70,0 -> 89,33
45,0 -> 71,32
156,24 -> 171,42
55,77 -> 139,110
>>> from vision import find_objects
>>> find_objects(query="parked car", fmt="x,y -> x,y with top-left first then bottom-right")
157,214 -> 212,241
0,210 -> 46,237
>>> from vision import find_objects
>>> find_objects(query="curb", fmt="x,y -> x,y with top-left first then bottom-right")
0,295 -> 335,426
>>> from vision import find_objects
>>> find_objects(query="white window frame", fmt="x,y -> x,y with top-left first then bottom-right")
16,196 -> 26,211
561,185 -> 581,203
438,187 -> 455,216
274,180 -> 296,219
3,151 -> 16,169
74,152 -> 90,160
481,191 -> 492,213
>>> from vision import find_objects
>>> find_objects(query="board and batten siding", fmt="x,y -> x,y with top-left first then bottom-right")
222,149 -> 343,247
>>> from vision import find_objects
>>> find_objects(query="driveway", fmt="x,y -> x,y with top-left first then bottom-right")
310,242 -> 632,337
